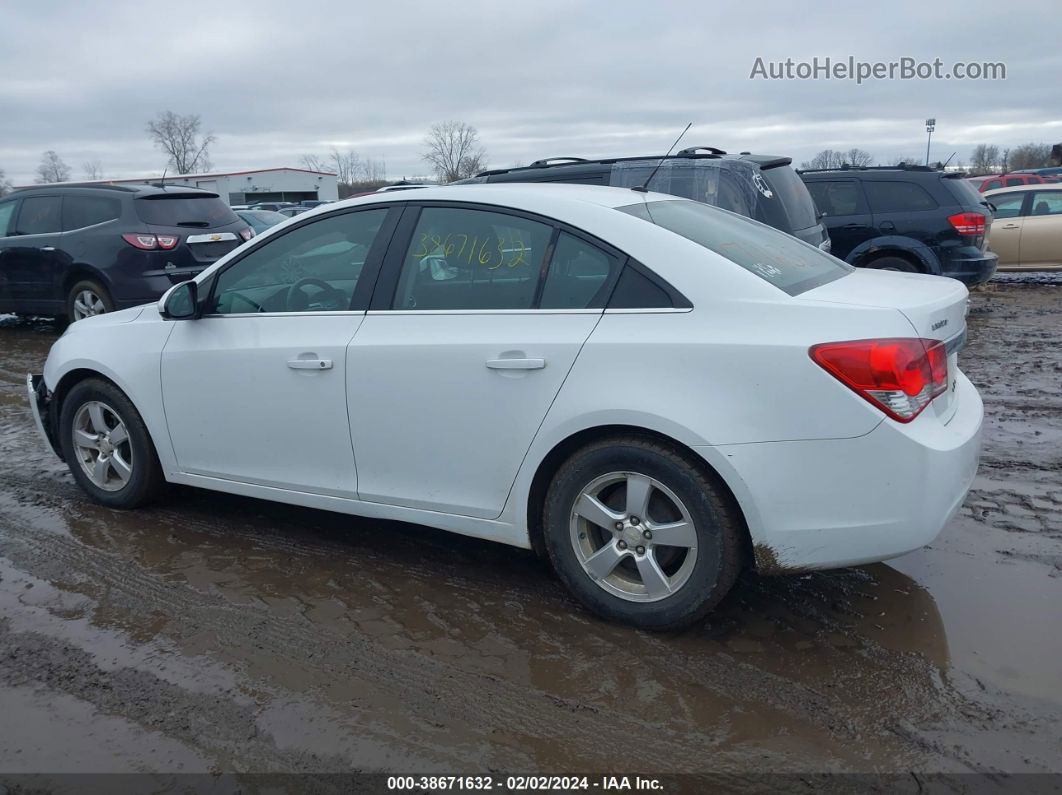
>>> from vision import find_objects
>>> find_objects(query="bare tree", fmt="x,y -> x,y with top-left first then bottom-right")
82,160 -> 104,180
300,154 -> 328,172
969,144 -> 1001,174
363,157 -> 387,183
422,121 -> 487,182
146,111 -> 215,174
1000,148 -> 1010,173
842,148 -> 873,167
888,155 -> 924,166
35,150 -> 71,183
800,150 -> 843,170
329,149 -> 362,187
0,168 -> 12,196
1008,143 -> 1052,171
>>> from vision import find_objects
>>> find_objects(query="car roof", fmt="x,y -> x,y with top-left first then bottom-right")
12,183 -> 217,197
983,183 -> 1062,195
476,152 -> 792,179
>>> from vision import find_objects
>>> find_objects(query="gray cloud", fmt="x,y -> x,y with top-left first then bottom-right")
2,0 -> 1060,184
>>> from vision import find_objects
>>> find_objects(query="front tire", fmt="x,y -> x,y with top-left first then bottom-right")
59,378 -> 164,509
543,436 -> 743,630
866,256 -> 920,273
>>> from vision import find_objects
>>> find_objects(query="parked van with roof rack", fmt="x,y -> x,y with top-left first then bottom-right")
458,147 -> 831,251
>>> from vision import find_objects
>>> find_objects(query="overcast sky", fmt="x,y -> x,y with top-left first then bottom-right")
2,0 -> 1060,184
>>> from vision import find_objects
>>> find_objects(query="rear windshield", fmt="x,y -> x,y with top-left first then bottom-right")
760,166 -> 819,231
618,199 -> 851,296
944,176 -> 990,208
135,194 -> 239,228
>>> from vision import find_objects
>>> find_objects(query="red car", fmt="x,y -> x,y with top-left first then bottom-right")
967,173 -> 1059,192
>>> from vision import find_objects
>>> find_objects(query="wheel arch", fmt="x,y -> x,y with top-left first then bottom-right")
524,424 -> 755,566
848,238 -> 941,274
61,265 -> 113,307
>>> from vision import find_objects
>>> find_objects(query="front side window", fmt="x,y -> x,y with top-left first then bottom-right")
1029,191 -> 1062,216
63,196 -> 121,230
15,196 -> 62,235
618,199 -> 851,296
863,181 -> 938,213
989,193 -> 1025,219
1004,177 -> 1026,187
805,180 -> 866,216
0,200 -> 17,237
984,180 -> 1002,191
210,209 -> 387,314
392,207 -> 552,310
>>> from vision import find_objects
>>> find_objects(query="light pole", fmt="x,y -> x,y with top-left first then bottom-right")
925,118 -> 936,166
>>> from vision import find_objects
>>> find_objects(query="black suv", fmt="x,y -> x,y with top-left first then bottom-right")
461,148 -> 829,250
799,165 -> 997,285
0,184 -> 251,321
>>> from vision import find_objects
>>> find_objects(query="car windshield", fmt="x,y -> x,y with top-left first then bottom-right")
136,194 -> 239,228
244,210 -> 287,230
618,199 -> 851,296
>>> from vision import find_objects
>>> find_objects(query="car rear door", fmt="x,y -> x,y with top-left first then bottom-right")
861,180 -> 938,245
1016,190 -> 1062,268
347,203 -> 620,519
803,178 -> 874,258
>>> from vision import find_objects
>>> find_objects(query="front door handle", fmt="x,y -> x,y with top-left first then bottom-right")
40,246 -> 56,252
486,358 -> 545,370
287,358 -> 333,370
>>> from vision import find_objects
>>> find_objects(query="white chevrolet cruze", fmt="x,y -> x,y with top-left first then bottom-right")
28,184 -> 982,629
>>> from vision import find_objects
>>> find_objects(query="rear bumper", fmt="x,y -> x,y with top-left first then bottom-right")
27,374 -> 61,458
699,372 -> 983,572
940,250 -> 998,286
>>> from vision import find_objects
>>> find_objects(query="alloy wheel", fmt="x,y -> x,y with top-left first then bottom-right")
72,401 -> 133,491
72,289 -> 107,321
569,471 -> 698,602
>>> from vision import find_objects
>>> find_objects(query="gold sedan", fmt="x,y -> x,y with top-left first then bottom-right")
984,184 -> 1062,270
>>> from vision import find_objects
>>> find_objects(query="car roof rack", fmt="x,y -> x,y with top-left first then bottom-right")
528,157 -> 589,167
797,164 -> 940,174
676,146 -> 727,155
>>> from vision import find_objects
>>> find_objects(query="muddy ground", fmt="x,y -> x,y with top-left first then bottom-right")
0,282 -> 1059,790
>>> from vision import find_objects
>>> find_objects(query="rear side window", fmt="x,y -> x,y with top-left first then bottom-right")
863,181 -> 938,213
0,201 -> 17,237
760,166 -> 819,230
946,177 -> 988,207
805,180 -> 867,216
14,196 -> 62,235
63,196 -> 121,230
540,232 -> 620,309
135,195 -> 239,228
618,199 -> 851,296
392,207 -> 552,310
1029,191 -> 1062,216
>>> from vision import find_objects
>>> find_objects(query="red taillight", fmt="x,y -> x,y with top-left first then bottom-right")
948,212 -> 986,236
239,226 -> 255,241
122,233 -> 179,250
810,338 -> 948,422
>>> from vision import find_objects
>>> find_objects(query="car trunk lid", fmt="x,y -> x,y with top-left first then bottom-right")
800,269 -> 968,423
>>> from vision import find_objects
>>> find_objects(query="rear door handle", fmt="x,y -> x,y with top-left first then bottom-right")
486,358 -> 545,370
842,223 -> 867,230
1000,223 -> 1020,229
287,358 -> 333,370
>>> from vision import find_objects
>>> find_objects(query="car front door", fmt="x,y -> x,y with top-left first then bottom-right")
987,192 -> 1028,267
804,179 -> 873,259
1017,191 -> 1062,269
160,205 -> 398,496
348,203 -> 621,519
3,195 -> 64,309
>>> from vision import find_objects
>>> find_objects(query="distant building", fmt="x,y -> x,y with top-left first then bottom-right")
15,167 -> 339,206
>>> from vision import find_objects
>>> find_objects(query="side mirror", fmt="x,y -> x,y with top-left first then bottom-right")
158,280 -> 199,320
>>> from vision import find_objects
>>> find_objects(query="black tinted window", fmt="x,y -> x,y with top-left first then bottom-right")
863,181 -> 938,212
805,180 -> 866,216
135,195 -> 238,228
63,196 -> 121,230
392,207 -> 551,310
608,266 -> 673,308
0,201 -> 17,237
14,196 -> 62,235
761,166 -> 819,230
1004,177 -> 1025,187
540,233 -> 619,309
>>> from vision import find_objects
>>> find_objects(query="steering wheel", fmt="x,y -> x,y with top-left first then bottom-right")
285,277 -> 347,312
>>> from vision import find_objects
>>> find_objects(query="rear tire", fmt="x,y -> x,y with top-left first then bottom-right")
866,256 -> 920,273
59,378 -> 165,509
542,436 -> 743,630
67,279 -> 114,322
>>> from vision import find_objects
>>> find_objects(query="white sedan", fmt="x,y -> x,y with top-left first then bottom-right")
28,184 -> 982,629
